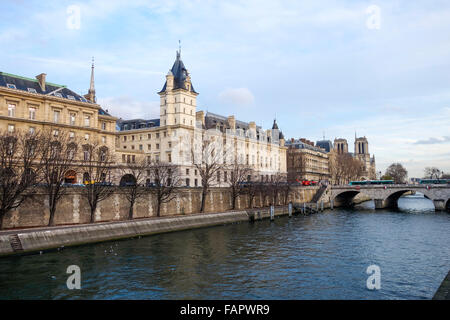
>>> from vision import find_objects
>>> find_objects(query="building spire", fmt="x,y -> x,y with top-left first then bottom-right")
88,57 -> 96,103
176,40 -> 181,60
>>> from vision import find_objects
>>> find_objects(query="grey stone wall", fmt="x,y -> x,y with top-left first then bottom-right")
1,186 -> 318,229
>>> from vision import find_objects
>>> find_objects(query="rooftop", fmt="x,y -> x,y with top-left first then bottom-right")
0,71 -> 89,103
159,51 -> 198,94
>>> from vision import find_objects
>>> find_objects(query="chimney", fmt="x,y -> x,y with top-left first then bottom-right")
227,116 -> 236,130
248,121 -> 256,131
196,111 -> 205,127
36,73 -> 47,92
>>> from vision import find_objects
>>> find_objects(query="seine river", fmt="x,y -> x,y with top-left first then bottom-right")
0,194 -> 449,300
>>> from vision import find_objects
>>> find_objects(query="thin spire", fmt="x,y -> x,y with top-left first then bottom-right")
88,57 -> 96,103
176,40 -> 181,60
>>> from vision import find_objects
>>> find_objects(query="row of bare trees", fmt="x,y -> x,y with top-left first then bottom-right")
0,129 -> 117,228
0,128 -> 295,230
189,133 -> 293,212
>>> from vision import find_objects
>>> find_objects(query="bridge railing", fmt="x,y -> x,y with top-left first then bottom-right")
331,184 -> 449,189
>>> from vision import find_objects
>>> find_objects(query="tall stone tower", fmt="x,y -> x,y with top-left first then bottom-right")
355,137 -> 369,155
354,136 -> 376,180
334,138 -> 348,154
158,50 -> 198,127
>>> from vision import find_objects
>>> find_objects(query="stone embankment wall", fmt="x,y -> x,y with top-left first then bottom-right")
0,206 -> 293,256
1,186 -> 319,229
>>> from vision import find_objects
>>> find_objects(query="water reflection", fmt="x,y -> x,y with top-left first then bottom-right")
0,196 -> 448,300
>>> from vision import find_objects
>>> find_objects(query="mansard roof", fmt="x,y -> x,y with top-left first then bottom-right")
316,140 -> 333,152
117,118 -> 160,131
159,51 -> 198,94
204,112 -> 262,132
0,72 -> 90,103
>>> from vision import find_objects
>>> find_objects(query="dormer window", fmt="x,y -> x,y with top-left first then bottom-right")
67,95 -> 76,100
54,93 -> 63,98
27,88 -> 37,93
6,84 -> 16,89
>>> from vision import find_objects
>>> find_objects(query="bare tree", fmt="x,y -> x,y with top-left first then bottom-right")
147,160 -> 181,217
243,181 -> 259,208
385,163 -> 408,184
226,159 -> 253,210
268,174 -> 286,206
39,129 -> 77,226
0,130 -> 42,229
79,142 -> 115,223
330,153 -> 364,185
258,181 -> 271,207
191,132 -> 228,212
278,176 -> 293,205
424,167 -> 442,179
119,156 -> 148,220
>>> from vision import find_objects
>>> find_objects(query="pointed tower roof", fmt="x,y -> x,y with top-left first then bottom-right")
272,119 -> 279,130
159,50 -> 197,94
87,57 -> 96,103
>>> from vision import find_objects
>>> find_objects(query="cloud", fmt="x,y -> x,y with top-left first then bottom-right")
97,96 -> 159,120
218,88 -> 255,106
413,136 -> 450,145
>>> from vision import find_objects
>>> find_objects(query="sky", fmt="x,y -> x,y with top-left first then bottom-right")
1,0 -> 449,177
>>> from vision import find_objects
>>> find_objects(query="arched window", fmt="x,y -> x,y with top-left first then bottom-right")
120,174 -> 137,187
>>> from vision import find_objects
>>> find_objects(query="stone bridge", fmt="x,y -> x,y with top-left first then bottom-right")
330,184 -> 450,211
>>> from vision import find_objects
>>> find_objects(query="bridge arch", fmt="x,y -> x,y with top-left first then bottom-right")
332,190 -> 363,207
384,190 -> 422,208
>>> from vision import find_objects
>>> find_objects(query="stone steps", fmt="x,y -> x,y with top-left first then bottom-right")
9,234 -> 23,252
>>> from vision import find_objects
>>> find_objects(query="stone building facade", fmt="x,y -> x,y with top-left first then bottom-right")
115,51 -> 288,186
0,66 -> 118,184
286,138 -> 329,182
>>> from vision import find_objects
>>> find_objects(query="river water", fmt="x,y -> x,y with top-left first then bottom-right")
0,195 -> 449,300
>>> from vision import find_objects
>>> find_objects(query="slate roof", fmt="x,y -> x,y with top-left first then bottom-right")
204,112 -> 262,132
0,72 -> 90,103
316,140 -> 333,152
272,119 -> 279,130
286,139 -> 327,153
117,118 -> 160,131
159,51 -> 198,94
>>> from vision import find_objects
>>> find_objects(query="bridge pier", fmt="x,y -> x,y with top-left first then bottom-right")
433,199 -> 446,211
374,198 -> 398,210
